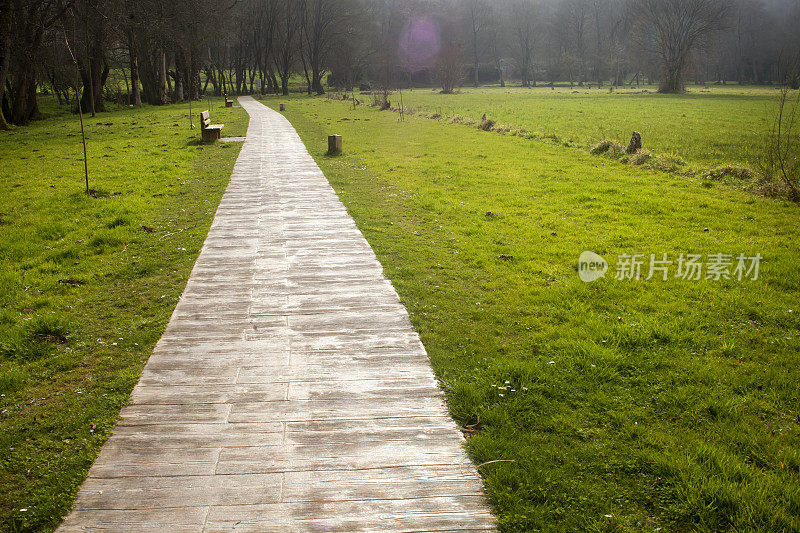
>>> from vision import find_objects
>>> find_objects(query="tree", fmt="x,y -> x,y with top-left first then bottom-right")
590,0 -> 606,85
434,43 -> 464,94
298,0 -> 359,95
760,85 -> 800,200
248,0 -> 279,94
564,0 -> 589,85
72,0 -> 109,114
0,0 -> 12,129
464,0 -> 491,87
274,0 -> 298,96
630,0 -> 730,93
6,0 -> 75,125
485,6 -> 507,87
511,0 -> 539,87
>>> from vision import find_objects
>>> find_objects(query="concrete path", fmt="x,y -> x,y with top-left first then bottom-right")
58,97 -> 495,532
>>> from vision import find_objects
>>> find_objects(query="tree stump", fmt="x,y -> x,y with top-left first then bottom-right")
328,135 -> 342,155
279,103 -> 286,111
626,131 -> 642,154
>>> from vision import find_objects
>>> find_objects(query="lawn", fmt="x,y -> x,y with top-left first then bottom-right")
392,85 -> 779,170
0,98 -> 247,531
267,92 -> 800,532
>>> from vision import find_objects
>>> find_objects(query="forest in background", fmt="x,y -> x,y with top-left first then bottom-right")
2,0 -> 800,128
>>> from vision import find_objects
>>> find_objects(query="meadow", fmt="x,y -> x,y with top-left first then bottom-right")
1,85 -> 797,532
0,99 -> 247,531
268,90 -> 800,532
395,85 -> 779,170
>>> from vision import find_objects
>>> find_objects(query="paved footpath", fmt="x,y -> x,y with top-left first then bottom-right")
58,97 -> 495,532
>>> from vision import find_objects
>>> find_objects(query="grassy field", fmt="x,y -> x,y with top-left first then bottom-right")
392,85 -> 779,170
0,98 -> 247,531
267,92 -> 800,532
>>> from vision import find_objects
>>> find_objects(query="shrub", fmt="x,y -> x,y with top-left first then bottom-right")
758,86 -> 800,200
371,90 -> 391,110
434,45 -> 465,94
479,118 -> 495,131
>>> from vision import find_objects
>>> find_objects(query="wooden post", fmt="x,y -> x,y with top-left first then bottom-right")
328,135 -> 342,155
279,103 -> 286,111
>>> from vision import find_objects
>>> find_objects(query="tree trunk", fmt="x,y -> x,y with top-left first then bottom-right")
312,69 -> 324,95
270,71 -> 279,94
218,67 -> 226,96
594,2 -> 602,85
174,50 -> 185,102
659,53 -> 688,93
158,48 -> 168,104
496,59 -> 505,87
0,5 -> 10,130
205,67 -> 217,95
299,52 -> 311,94
472,42 -> 479,87
187,49 -> 200,101
128,38 -> 141,106
165,57 -> 173,99
79,43 -> 106,113
10,65 -> 35,124
9,22 -> 45,125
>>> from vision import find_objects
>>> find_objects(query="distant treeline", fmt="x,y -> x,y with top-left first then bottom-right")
2,0 -> 799,127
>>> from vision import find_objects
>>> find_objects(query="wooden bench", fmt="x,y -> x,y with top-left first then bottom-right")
200,110 -> 223,142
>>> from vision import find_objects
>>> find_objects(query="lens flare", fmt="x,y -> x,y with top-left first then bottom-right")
399,16 -> 441,71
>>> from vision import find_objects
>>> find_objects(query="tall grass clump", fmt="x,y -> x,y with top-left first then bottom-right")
590,139 -> 625,156
1,315 -> 72,362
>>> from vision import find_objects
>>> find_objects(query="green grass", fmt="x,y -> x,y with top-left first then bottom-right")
0,97 -> 248,531
267,93 -> 800,532
388,85 -> 780,170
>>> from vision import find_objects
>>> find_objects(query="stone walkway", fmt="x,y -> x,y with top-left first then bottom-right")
58,97 -> 495,532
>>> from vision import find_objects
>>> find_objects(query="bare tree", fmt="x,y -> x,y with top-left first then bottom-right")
590,0 -> 605,85
464,0 -> 491,87
6,0 -> 76,125
250,0 -> 279,94
72,0 -> 109,113
760,85 -> 800,200
565,0 -> 590,84
298,0 -> 358,95
0,0 -> 12,129
274,0 -> 297,96
630,0 -> 730,93
434,43 -> 464,94
7,0 -> 800,127
511,0 -> 539,87
485,6 -> 507,87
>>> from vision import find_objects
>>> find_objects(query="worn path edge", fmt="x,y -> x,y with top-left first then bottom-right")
57,96 -> 495,532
